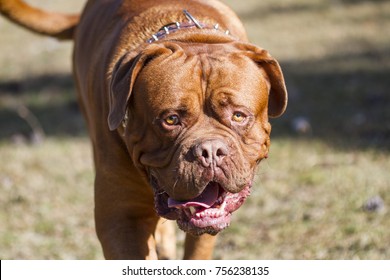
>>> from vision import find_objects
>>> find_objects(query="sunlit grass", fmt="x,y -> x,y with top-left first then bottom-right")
216,139 -> 390,259
0,139 -> 100,259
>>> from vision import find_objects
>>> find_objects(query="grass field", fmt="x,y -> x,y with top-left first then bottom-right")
0,0 -> 389,259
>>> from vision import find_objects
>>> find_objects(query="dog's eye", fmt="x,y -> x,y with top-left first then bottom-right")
232,112 -> 246,123
164,114 -> 180,126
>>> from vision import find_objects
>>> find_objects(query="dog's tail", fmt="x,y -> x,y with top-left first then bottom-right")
0,0 -> 80,40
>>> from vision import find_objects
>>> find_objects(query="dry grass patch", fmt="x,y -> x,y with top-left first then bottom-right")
215,139 -> 390,259
0,139 -> 101,259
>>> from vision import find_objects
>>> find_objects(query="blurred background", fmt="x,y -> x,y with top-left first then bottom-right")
0,0 -> 389,259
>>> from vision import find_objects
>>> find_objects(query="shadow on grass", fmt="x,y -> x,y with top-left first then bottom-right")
0,48 -> 389,151
273,48 -> 390,151
237,0 -> 389,21
0,74 -> 86,140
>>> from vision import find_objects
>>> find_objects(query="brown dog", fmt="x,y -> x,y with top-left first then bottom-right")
0,0 -> 287,259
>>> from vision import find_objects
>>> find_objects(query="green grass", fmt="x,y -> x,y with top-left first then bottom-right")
216,140 -> 390,259
0,139 -> 99,259
0,0 -> 389,259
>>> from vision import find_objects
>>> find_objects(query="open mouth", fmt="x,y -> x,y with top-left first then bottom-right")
151,178 -> 251,235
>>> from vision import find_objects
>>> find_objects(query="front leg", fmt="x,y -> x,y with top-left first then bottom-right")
94,166 -> 160,259
96,212 -> 160,259
183,233 -> 217,259
96,206 -> 158,260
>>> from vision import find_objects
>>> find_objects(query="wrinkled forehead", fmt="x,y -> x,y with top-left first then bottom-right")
133,45 -> 268,112
132,50 -> 202,113
206,53 -> 269,106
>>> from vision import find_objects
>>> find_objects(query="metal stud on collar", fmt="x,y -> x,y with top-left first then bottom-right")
146,10 -> 231,43
122,109 -> 129,129
183,10 -> 230,35
183,10 -> 203,29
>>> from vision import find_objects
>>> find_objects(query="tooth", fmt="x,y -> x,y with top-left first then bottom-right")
189,206 -> 196,215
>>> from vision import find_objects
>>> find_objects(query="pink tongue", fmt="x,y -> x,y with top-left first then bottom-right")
168,182 -> 219,209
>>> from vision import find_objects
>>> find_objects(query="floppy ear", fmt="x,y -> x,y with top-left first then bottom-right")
235,43 -> 288,118
108,44 -> 175,130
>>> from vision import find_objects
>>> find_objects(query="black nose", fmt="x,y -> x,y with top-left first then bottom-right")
193,139 -> 229,167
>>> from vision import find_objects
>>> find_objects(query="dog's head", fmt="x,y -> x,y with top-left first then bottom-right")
108,36 -> 287,235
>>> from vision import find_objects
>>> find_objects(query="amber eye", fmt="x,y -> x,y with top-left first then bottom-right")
232,112 -> 246,123
164,114 -> 180,126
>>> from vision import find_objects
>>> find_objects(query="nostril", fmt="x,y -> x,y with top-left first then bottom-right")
202,150 -> 209,159
216,147 -> 227,158
193,143 -> 213,167
193,139 -> 229,167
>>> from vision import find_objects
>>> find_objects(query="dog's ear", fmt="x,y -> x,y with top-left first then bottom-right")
108,44 -> 175,130
235,43 -> 288,118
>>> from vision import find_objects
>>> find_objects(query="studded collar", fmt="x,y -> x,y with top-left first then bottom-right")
146,10 -> 230,43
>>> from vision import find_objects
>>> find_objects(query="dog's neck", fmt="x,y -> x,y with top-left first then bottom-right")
146,10 -> 230,44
